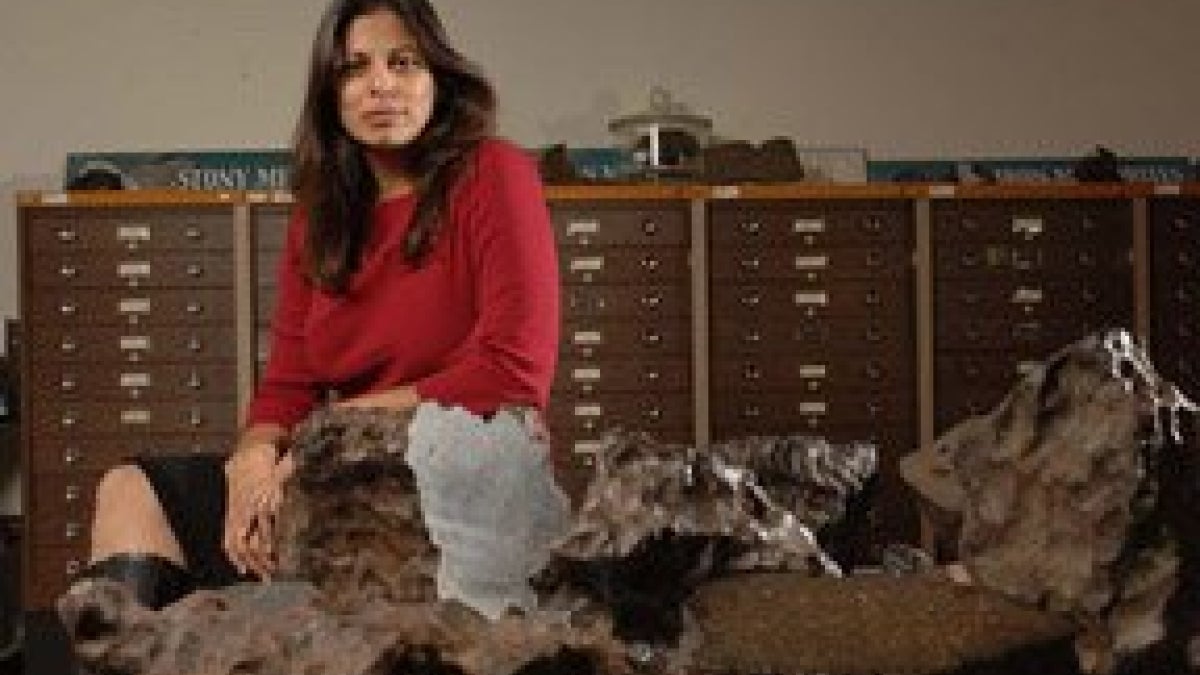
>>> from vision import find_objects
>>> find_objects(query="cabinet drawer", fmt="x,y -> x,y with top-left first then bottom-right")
560,247 -> 690,284
28,251 -> 235,289
27,323 -> 236,364
24,207 -> 234,252
29,434 -> 233,473
710,390 -> 915,431
252,204 -> 292,252
561,318 -> 691,358
565,284 -> 691,319
27,399 -> 237,436
710,357 -> 913,393
549,393 -> 693,438
711,316 -> 914,357
709,200 -> 912,248
934,242 -> 1131,279
550,201 -> 690,247
711,245 -> 911,281
28,363 -> 238,402
26,288 -> 234,327
935,277 -> 1132,322
710,281 -> 912,320
932,199 -> 1131,245
553,358 -> 691,394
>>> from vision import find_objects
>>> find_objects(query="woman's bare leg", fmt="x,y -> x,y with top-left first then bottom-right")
89,464 -> 186,566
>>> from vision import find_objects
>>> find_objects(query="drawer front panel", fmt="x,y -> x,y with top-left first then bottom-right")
27,289 -> 235,326
27,251 -> 235,289
550,202 -> 690,247
28,399 -> 238,436
28,363 -> 239,402
710,200 -> 913,247
932,200 -> 1131,245
711,246 -> 911,281
27,323 -> 236,364
553,358 -> 691,394
25,208 -> 234,252
561,319 -> 691,358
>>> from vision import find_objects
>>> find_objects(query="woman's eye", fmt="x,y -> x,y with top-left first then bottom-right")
389,53 -> 423,72
337,60 -> 368,77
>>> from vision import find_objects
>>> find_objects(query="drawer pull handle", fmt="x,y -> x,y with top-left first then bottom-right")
740,293 -> 761,308
60,302 -> 77,315
740,257 -> 761,271
60,376 -> 77,391
865,290 -> 880,305
187,372 -> 204,389
66,560 -> 82,577
61,413 -> 78,427
865,363 -> 882,380
640,255 -> 660,271
641,220 -> 659,236
645,407 -> 663,421
65,522 -> 83,540
61,338 -> 78,353
866,250 -> 883,266
186,263 -> 204,277
642,369 -> 661,382
865,327 -> 883,342
186,302 -> 204,315
1173,216 -> 1193,232
59,265 -> 79,278
64,447 -> 81,465
960,252 -> 979,267
186,226 -> 203,240
742,406 -> 762,419
641,331 -> 662,345
640,294 -> 662,309
740,221 -> 762,235
187,337 -> 203,351
583,419 -> 597,432
742,365 -> 762,381
863,216 -> 883,232
189,410 -> 205,427
57,229 -> 79,242
743,330 -> 762,343
65,484 -> 81,502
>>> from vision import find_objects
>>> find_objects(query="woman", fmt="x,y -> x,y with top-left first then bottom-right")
84,0 -> 560,608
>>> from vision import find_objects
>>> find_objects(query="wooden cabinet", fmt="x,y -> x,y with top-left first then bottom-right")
17,194 -> 242,609
17,183 -> 1198,608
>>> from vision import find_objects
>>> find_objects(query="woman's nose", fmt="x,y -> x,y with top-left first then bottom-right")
368,64 -> 397,94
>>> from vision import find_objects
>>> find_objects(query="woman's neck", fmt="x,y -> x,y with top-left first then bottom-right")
365,147 -> 416,200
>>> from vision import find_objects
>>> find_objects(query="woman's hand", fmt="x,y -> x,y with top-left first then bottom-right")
222,425 -> 287,578
334,386 -> 420,412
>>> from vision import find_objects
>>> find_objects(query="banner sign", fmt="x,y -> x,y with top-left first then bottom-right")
64,150 -> 292,191
867,157 -> 1198,183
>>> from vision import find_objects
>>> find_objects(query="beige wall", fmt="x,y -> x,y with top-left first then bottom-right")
2,0 -> 1199,512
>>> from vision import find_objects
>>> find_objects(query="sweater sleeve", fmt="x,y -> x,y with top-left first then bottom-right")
412,142 -> 561,413
243,211 -> 321,429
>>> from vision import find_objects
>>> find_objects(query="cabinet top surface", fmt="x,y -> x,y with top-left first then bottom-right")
15,182 -> 1200,208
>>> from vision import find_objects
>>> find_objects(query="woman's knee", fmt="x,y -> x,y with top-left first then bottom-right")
93,464 -> 156,515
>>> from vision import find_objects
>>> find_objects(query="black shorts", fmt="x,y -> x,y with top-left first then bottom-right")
132,454 -> 247,588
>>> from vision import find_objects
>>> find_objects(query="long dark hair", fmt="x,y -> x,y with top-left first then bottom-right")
292,0 -> 496,292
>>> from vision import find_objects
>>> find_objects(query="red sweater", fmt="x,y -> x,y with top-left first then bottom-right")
245,139 -> 560,429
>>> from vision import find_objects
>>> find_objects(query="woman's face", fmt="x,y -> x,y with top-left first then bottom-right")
337,9 -> 435,149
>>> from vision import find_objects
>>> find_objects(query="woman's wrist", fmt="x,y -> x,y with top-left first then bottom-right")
232,423 -> 287,461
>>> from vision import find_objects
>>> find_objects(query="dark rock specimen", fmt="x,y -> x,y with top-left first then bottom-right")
60,405 -> 625,675
540,432 -> 877,645
902,330 -> 1199,673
